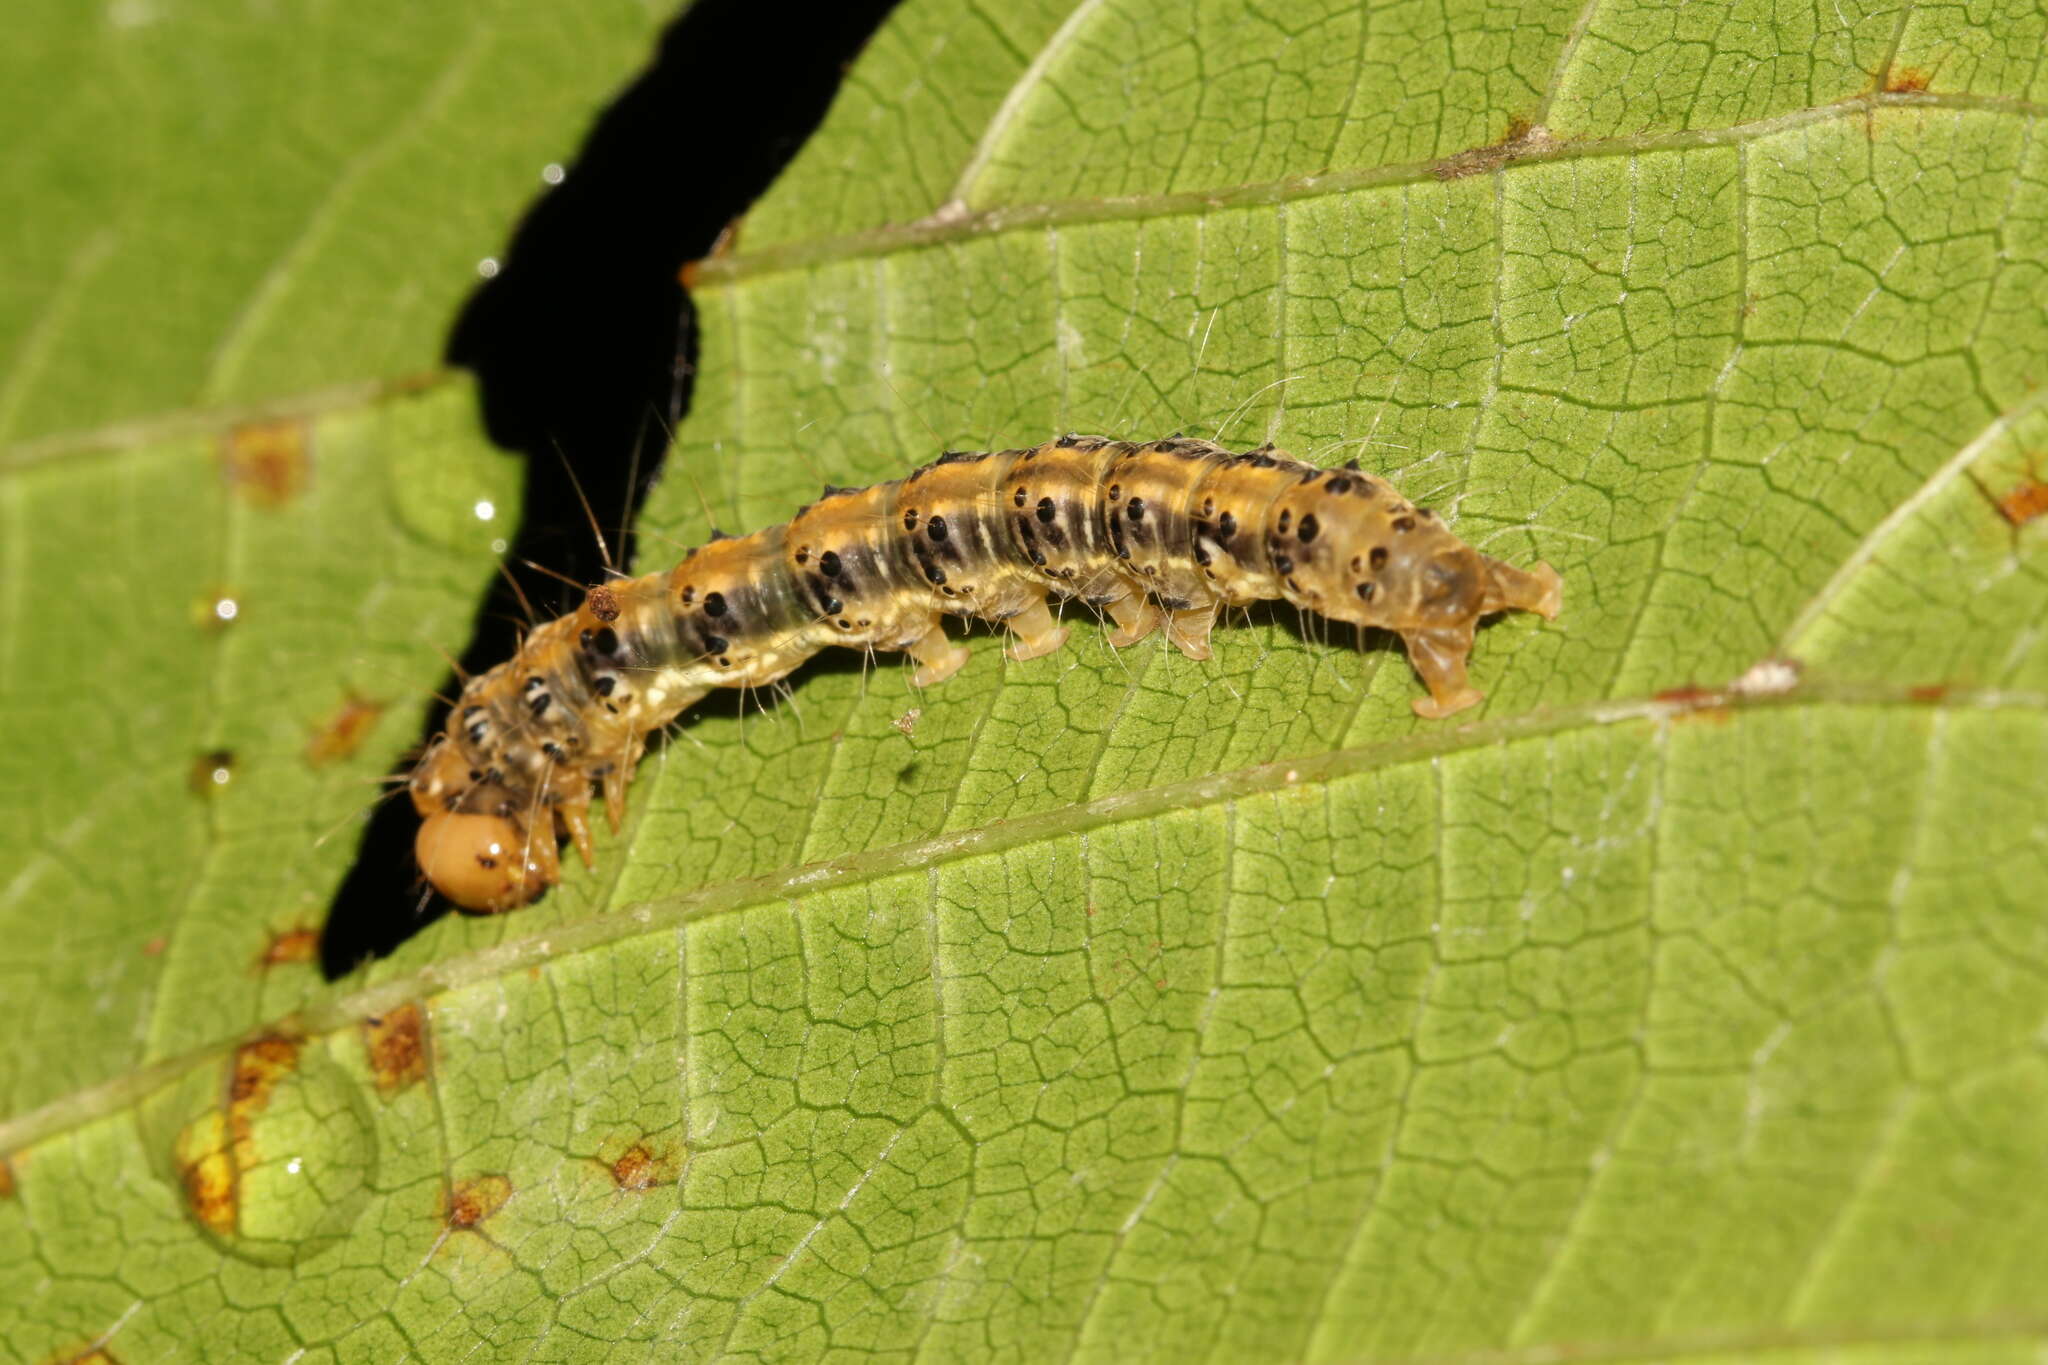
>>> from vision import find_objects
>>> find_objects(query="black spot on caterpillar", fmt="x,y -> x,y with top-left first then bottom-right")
409,436 -> 1564,912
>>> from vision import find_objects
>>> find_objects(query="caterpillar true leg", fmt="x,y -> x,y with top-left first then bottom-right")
558,800 -> 596,868
601,738 -> 643,834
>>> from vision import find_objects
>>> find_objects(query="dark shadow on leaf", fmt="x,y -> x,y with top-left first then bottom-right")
322,0 -> 904,980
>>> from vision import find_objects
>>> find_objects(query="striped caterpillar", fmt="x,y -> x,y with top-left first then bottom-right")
409,435 -> 1563,912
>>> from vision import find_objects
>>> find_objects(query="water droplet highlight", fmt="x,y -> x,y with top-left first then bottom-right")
142,1033 -> 378,1266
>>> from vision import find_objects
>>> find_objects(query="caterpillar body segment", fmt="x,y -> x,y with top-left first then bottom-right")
408,435 -> 1563,912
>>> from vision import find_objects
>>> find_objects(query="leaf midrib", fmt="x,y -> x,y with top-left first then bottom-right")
3,681 -> 2040,1159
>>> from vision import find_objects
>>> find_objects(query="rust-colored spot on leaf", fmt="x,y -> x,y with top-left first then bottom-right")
221,418 -> 312,506
172,1034 -> 304,1239
0,1154 -> 16,1199
444,1173 -> 512,1229
362,1003 -> 430,1095
607,1141 -> 679,1192
256,927 -> 319,969
178,1123 -> 240,1237
1909,683 -> 1949,703
1997,478 -> 2048,526
141,936 -> 166,957
1885,66 -> 1932,93
305,694 -> 386,765
1432,118 -> 1556,180
1654,684 -> 1732,723
229,1034 -> 301,1117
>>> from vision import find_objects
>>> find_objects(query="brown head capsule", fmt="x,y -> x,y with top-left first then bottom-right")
412,811 -> 549,913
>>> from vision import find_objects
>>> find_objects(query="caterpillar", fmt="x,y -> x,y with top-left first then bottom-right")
408,435 -> 1563,912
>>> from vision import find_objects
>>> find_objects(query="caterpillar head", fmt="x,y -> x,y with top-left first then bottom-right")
407,735 -> 549,913
412,810 -> 550,914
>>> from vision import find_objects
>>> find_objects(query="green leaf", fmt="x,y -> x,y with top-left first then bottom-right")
5,0 -> 2048,1360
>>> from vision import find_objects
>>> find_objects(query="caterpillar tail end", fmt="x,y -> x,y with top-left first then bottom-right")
1525,562 -> 1564,621
1485,557 -> 1564,621
1404,558 -> 1562,719
415,811 -> 553,914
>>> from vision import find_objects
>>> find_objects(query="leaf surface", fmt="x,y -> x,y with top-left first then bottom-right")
4,1 -> 2048,1361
